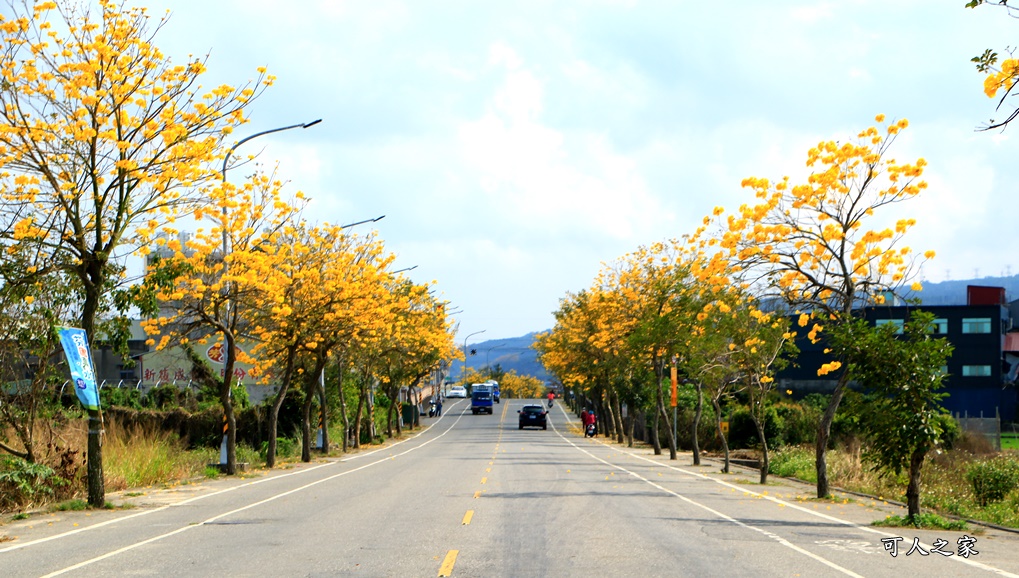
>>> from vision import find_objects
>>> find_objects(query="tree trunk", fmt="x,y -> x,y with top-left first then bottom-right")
653,362 -> 677,460
86,410 -> 104,507
658,401 -> 677,460
650,408 -> 662,455
712,397 -> 730,474
221,332 -> 238,475
266,379 -> 290,468
613,392 -> 624,444
752,412 -> 770,484
627,412 -> 635,448
352,385 -> 365,449
691,382 -> 703,466
391,387 -> 400,438
815,373 -> 850,497
604,392 -> 619,442
318,377 -> 329,454
300,356 -> 329,462
300,379 -> 315,462
906,448 -> 926,519
266,349 -> 296,468
339,374 -> 350,453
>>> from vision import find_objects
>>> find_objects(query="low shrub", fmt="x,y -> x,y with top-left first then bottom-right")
728,406 -> 784,449
259,437 -> 298,461
0,456 -> 69,513
773,402 -> 818,446
966,456 -> 1019,506
101,386 -> 143,410
872,512 -> 968,531
769,445 -> 814,480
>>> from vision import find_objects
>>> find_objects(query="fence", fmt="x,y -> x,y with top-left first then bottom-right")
954,411 -> 1001,451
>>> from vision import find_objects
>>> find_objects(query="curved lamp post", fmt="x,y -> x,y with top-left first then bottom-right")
462,329 -> 486,384
486,344 -> 505,368
220,119 -> 322,255
340,215 -> 385,229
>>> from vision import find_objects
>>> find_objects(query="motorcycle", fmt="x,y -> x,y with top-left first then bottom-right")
547,398 -> 554,409
585,422 -> 596,437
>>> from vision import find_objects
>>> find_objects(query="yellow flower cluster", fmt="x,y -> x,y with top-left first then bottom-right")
984,59 -> 1019,98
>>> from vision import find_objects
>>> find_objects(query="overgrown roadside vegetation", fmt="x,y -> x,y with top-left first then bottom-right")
564,388 -> 1019,531
766,431 -> 1019,529
0,396 -> 408,518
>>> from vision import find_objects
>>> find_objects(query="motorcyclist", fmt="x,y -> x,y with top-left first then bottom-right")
583,409 -> 597,437
547,391 -> 555,408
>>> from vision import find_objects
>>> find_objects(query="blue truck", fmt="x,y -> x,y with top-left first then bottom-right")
471,383 -> 494,415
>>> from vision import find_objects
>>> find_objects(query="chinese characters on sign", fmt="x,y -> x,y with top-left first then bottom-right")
138,343 -> 259,385
880,536 -> 978,558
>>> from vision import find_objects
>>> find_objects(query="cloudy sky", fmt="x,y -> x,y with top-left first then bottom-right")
140,0 -> 1017,342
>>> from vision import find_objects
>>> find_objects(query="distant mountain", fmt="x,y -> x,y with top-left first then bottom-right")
443,276 -> 1017,385
448,332 -> 549,383
908,275 -> 1019,305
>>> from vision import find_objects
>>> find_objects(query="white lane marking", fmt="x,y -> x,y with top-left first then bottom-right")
564,427 -> 1019,578
2,403 -> 469,556
615,443 -> 1019,577
548,421 -> 863,578
40,408 -> 471,577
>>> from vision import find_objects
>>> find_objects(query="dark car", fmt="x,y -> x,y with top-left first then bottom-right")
518,405 -> 547,430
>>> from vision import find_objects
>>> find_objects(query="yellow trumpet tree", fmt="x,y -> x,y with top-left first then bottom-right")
967,0 -> 1019,130
722,299 -> 796,484
707,115 -> 933,497
141,169 -> 303,475
535,290 -> 610,412
0,0 -> 271,503
598,241 -> 704,457
242,221 -> 340,466
372,278 -> 457,438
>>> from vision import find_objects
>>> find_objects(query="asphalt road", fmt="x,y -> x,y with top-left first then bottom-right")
2,398 -> 1019,577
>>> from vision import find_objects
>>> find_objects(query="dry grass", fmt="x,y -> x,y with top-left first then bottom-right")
101,417 -> 215,491
764,432 -> 1019,528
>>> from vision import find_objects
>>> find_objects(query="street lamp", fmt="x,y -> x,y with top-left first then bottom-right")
220,119 -> 322,255
392,265 -> 418,274
340,215 -> 385,229
486,344 -> 505,368
462,329 -> 486,385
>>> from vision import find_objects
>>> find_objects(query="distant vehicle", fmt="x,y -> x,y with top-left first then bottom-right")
518,405 -> 547,430
448,385 -> 467,398
485,379 -> 501,403
471,384 -> 494,414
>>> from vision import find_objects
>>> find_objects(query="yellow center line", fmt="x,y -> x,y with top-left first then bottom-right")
438,550 -> 458,577
473,490 -> 482,498
480,477 -> 487,484
462,510 -> 474,525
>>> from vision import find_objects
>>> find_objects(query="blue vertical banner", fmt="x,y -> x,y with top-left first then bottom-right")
57,327 -> 101,411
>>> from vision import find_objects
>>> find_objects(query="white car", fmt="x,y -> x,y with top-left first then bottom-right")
447,386 -> 468,398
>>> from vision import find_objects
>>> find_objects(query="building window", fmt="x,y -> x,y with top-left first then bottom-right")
875,319 -> 904,334
931,318 -> 948,334
962,318 -> 992,334
962,365 -> 992,377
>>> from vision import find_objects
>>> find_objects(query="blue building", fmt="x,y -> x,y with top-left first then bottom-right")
777,286 -> 1018,424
